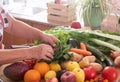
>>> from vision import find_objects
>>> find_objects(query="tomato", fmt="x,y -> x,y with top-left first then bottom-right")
102,66 -> 118,81
23,59 -> 37,69
83,66 -> 97,80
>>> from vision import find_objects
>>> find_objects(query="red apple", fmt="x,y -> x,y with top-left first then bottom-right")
70,21 -> 81,29
83,66 -> 97,80
46,77 -> 58,82
60,71 -> 76,82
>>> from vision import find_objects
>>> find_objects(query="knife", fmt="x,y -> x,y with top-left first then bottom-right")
10,45 -> 30,49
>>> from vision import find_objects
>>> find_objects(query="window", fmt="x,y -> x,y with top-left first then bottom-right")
26,0 -> 54,9
4,0 -> 55,9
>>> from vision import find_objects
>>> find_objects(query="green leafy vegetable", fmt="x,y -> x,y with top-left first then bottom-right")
34,26 -> 120,63
46,26 -> 120,56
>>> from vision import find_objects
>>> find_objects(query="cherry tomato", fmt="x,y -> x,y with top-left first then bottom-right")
102,66 -> 118,81
83,66 -> 97,80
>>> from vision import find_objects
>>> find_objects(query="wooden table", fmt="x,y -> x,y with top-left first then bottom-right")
0,64 -> 120,82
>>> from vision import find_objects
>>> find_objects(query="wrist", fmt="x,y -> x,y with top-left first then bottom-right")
38,32 -> 46,41
27,46 -> 42,60
24,48 -> 34,59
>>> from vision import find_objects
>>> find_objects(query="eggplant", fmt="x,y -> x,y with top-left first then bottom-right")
67,38 -> 79,48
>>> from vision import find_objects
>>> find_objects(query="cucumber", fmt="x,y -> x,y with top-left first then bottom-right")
86,44 -> 115,67
86,44 -> 106,62
95,59 -> 106,68
104,55 -> 115,67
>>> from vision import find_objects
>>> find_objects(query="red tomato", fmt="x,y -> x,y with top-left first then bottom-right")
102,66 -> 118,81
23,59 -> 37,69
83,66 -> 97,80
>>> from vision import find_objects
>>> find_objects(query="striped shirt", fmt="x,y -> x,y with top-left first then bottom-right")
0,7 -> 9,49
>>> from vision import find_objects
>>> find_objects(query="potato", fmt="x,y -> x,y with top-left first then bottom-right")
89,63 -> 103,73
83,56 -> 96,63
69,52 -> 83,62
79,56 -> 96,68
79,58 -> 90,68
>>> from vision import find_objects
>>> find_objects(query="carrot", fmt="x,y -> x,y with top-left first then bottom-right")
90,79 -> 94,82
70,48 -> 92,56
80,42 -> 87,50
85,80 -> 90,82
103,79 -> 109,82
94,77 -> 98,82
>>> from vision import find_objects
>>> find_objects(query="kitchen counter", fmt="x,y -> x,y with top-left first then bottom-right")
11,9 -> 77,27
11,8 -> 119,32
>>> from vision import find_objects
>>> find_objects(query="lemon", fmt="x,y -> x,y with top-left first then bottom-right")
49,62 -> 61,72
44,70 -> 56,81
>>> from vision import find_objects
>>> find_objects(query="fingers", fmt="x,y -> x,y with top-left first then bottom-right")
41,52 -> 53,61
41,44 -> 54,61
47,49 -> 54,55
46,34 -> 59,47
46,47 -> 54,58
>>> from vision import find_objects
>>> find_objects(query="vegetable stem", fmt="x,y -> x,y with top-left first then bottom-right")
91,31 -> 120,41
92,39 -> 120,52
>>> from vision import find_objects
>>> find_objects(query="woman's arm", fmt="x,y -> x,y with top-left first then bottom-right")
0,44 -> 54,65
4,14 -> 58,46
0,48 -> 31,65
4,14 -> 44,40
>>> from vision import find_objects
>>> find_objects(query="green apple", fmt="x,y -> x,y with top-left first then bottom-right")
66,61 -> 80,71
72,68 -> 85,82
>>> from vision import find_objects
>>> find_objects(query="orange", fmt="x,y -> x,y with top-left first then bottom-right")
33,62 -> 50,77
24,69 -> 41,82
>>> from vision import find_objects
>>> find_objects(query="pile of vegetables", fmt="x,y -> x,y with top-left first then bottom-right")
35,26 -> 120,67
4,26 -> 120,82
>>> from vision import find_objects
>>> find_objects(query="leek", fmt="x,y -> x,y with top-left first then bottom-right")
92,39 -> 120,52
90,31 -> 120,41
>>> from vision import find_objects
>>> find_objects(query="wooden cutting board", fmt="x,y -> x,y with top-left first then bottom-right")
0,64 -> 120,82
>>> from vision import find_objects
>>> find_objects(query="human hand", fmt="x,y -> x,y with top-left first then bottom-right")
29,44 -> 54,61
41,33 -> 58,47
